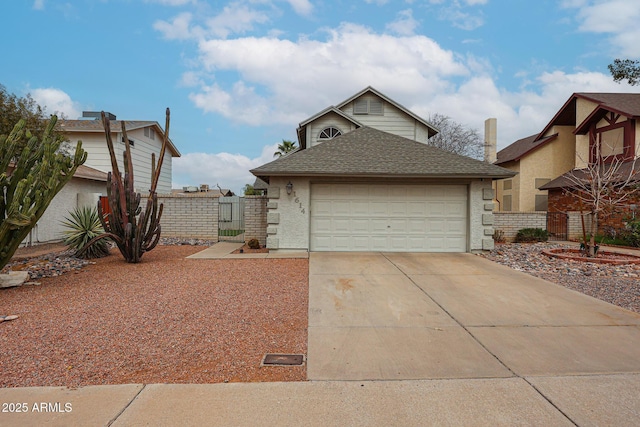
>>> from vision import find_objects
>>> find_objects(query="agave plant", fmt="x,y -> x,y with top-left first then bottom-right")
61,206 -> 111,259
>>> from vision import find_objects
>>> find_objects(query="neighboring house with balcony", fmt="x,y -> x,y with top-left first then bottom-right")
494,93 -> 640,215
251,86 -> 515,253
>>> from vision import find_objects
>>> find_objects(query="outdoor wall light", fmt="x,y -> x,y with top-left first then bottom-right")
286,181 -> 293,195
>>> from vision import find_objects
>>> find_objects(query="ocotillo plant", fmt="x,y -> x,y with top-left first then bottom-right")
0,116 -> 86,270
91,109 -> 170,263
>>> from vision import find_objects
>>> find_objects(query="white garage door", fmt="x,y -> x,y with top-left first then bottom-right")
310,183 -> 467,252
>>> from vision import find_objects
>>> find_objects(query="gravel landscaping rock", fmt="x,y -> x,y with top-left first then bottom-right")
480,242 -> 640,314
0,245 -> 308,388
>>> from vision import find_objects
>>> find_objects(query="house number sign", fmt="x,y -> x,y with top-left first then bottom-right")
292,191 -> 305,214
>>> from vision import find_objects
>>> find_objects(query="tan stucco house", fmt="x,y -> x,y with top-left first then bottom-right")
495,92 -> 640,213
251,87 -> 515,253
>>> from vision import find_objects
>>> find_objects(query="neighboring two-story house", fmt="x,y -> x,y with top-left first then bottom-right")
59,111 -> 181,194
494,93 -> 640,216
23,112 -> 181,245
251,86 -> 515,253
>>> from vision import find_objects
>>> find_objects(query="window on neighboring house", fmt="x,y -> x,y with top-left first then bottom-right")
503,179 -> 512,191
354,99 -> 384,115
318,126 -> 342,140
144,127 -> 155,140
590,115 -> 635,163
121,137 -> 135,147
503,195 -> 512,211
535,195 -> 548,211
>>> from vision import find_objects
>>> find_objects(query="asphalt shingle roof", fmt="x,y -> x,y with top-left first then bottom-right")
496,133 -> 557,165
251,127 -> 516,179
576,93 -> 640,117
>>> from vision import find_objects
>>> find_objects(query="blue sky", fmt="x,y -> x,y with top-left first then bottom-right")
3,0 -> 639,193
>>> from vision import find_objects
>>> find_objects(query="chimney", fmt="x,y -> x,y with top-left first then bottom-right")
484,118 -> 497,163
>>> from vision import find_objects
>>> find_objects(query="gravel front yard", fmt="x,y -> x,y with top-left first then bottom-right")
480,242 -> 640,314
0,245 -> 308,388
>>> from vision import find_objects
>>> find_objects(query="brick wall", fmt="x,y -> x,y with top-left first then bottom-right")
549,188 -> 637,232
494,212 -> 547,242
244,195 -> 268,246
155,193 -> 219,239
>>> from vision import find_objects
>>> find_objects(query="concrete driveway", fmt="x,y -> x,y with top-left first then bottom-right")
308,252 -> 640,424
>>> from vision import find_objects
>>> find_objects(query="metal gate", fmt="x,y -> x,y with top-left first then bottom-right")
218,196 -> 245,242
546,212 -> 568,241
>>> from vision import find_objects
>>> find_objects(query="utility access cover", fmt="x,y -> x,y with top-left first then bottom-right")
262,354 -> 305,366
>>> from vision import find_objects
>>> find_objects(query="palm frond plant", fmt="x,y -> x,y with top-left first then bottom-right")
61,206 -> 111,259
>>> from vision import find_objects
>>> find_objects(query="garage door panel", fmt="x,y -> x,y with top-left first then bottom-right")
351,219 -> 370,233
333,219 -> 351,232
370,202 -> 388,216
371,219 -> 389,233
390,202 -> 407,216
310,184 -> 467,252
311,218 -> 332,233
352,201 -> 369,215
311,200 -> 332,216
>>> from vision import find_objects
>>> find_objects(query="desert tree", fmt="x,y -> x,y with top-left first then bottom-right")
563,135 -> 639,256
608,59 -> 640,86
427,113 -> 484,159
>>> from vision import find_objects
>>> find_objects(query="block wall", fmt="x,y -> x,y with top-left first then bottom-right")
155,194 -> 219,239
244,195 -> 268,246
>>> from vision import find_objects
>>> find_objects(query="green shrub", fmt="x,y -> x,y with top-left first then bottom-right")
514,228 -> 549,243
247,238 -> 261,249
61,206 -> 111,259
619,218 -> 640,247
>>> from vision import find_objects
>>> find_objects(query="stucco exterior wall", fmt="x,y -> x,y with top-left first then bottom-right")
469,180 -> 495,251
22,178 -> 106,245
266,177 -> 311,250
518,133 -> 575,211
494,161 -> 519,211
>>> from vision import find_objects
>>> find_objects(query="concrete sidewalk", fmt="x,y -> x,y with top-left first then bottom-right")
1,252 -> 639,426
186,242 -> 308,259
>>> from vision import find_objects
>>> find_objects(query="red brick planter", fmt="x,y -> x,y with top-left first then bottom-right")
542,248 -> 640,265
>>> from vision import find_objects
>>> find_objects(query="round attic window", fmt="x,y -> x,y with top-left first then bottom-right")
318,126 -> 342,140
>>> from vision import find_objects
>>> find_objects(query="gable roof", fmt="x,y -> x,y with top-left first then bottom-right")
296,107 -> 364,149
57,119 -> 181,157
536,92 -> 640,141
252,127 -> 515,180
335,86 -> 439,138
495,133 -> 558,165
74,164 -> 108,181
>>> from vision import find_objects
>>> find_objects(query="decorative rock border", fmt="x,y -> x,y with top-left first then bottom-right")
542,248 -> 640,265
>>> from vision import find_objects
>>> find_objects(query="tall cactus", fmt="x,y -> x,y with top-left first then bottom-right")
90,109 -> 170,263
0,116 -> 87,270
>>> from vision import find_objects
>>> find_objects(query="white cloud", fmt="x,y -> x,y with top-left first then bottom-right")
190,23 -> 468,126
205,4 -> 270,38
145,0 -> 197,6
285,0 -> 313,16
566,0 -> 640,57
386,9 -> 419,36
33,0 -> 45,10
365,0 -> 390,5
172,143 -> 279,193
154,12 -> 201,40
30,87 -> 81,119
